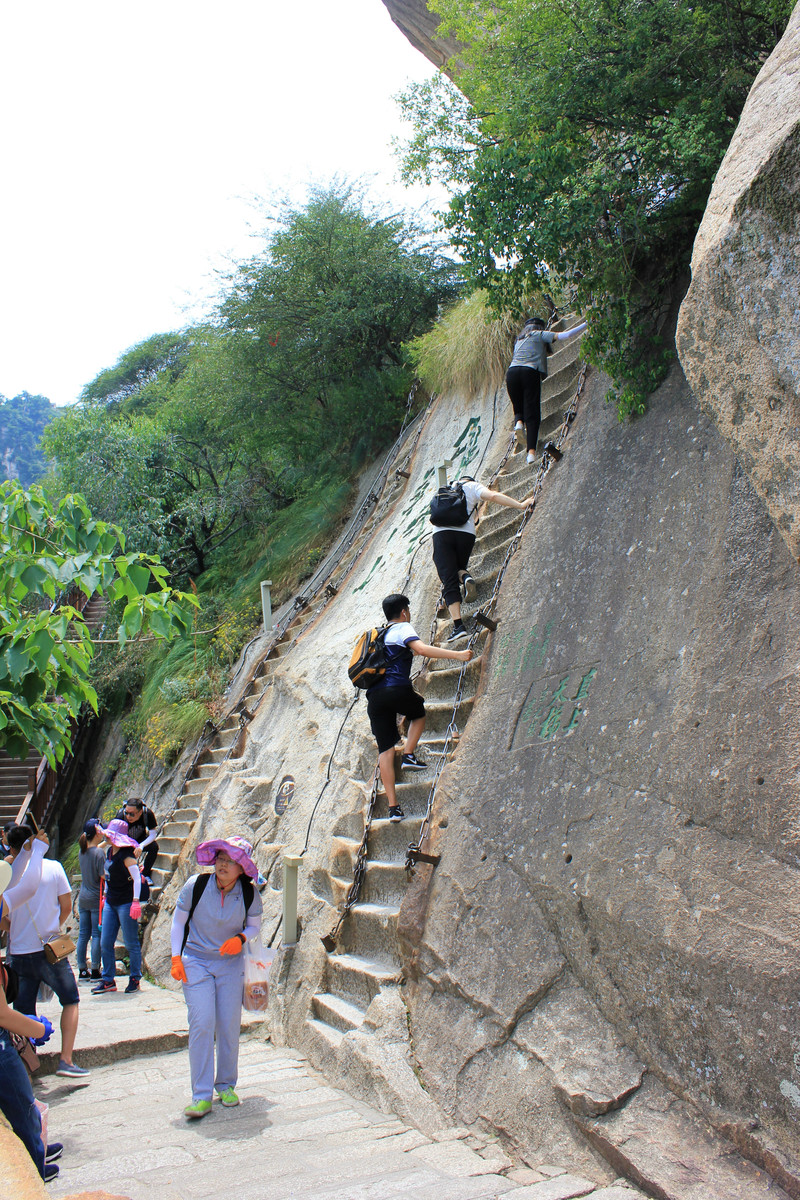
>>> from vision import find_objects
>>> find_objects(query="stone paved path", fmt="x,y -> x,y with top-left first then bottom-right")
40,1039 -> 642,1200
30,977 -> 643,1200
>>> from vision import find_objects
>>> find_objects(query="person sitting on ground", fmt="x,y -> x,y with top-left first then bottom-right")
91,819 -> 144,996
506,315 -> 587,465
3,824 -> 90,1078
170,836 -> 263,1120
432,474 -> 536,643
366,593 -> 473,823
76,819 -> 105,981
114,796 -> 159,881
0,832 -> 63,1183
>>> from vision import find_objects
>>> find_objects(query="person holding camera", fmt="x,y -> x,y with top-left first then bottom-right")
2,824 -> 90,1078
0,827 -> 63,1181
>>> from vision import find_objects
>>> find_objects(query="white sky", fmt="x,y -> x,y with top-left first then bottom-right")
0,0 -> 443,406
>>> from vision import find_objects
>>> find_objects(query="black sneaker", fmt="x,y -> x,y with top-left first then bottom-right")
78,968 -> 90,980
445,625 -> 468,644
91,980 -> 117,995
45,1143 -> 63,1162
388,807 -> 405,822
90,968 -> 101,979
462,574 -> 476,602
124,977 -> 141,993
44,1162 -> 59,1183
401,753 -> 427,771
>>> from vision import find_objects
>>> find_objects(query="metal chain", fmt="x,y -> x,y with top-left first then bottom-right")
321,765 -> 381,949
404,356 -> 589,872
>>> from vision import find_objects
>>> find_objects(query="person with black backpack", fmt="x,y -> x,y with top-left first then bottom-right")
170,835 -> 262,1120
367,594 -> 473,822
430,476 -> 536,643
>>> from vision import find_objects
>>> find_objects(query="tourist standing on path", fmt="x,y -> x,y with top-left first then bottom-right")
3,825 -> 90,1079
366,593 -> 473,823
431,475 -> 537,643
76,819 -> 105,981
506,316 -> 587,464
91,819 -> 144,996
170,836 -> 263,1119
114,796 -> 159,880
0,832 -> 63,1183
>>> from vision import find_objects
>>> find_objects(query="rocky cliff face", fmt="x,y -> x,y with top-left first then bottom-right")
380,0 -> 461,69
677,3 -> 800,561
144,331 -> 800,1189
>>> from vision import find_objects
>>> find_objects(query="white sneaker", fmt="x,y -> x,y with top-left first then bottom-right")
514,422 -> 525,447
526,451 -> 536,465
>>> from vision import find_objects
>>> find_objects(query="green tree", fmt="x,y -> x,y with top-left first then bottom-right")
399,0 -> 791,415
0,392 -> 58,486
220,182 -> 460,461
0,482 -> 198,764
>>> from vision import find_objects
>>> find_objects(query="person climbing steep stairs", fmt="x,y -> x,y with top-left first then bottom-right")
305,318 -> 588,1059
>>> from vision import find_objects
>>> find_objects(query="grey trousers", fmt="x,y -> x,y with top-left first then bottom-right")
183,953 -> 245,1102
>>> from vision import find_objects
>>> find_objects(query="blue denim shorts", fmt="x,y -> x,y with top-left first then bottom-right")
9,950 -> 80,1008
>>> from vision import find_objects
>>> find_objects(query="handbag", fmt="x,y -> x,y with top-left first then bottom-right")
24,901 -> 76,963
1,958 -> 40,1076
43,933 -> 76,964
11,1030 -> 40,1075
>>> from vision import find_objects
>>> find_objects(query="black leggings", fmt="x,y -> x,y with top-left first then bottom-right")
506,365 -> 542,451
432,530 -> 476,606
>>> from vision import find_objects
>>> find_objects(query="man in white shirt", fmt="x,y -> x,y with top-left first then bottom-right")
366,594 -> 473,821
431,476 -> 536,643
3,824 -> 89,1078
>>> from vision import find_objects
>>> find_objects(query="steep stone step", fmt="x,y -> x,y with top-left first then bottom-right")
360,860 -> 413,907
338,901 -> 401,964
193,763 -> 218,780
183,776 -> 210,796
419,696 -> 475,736
305,1016 -> 345,1050
326,952 -> 402,1009
368,817 -> 425,863
311,991 -> 366,1034
421,657 -> 483,701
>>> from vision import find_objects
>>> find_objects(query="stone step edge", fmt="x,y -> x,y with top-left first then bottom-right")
35,1013 -> 265,1076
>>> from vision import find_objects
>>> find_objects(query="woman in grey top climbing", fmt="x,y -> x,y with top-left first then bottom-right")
506,316 -> 587,464
76,819 -> 105,980
170,835 -> 263,1120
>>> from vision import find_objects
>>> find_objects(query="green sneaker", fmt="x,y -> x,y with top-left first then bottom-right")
184,1099 -> 212,1119
218,1087 -> 240,1107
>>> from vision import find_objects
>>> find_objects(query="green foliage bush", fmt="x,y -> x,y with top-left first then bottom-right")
398,0 -> 792,416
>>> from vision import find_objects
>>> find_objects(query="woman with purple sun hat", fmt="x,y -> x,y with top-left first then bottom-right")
91,819 -> 145,996
170,835 -> 263,1119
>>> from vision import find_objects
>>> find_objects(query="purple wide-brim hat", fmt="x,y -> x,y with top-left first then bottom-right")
103,819 -> 139,850
195,836 -> 258,880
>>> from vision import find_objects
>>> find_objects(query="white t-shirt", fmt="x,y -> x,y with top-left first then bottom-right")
9,858 -> 71,954
434,480 -> 490,536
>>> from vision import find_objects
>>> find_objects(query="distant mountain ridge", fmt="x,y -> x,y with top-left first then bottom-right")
0,391 -> 58,485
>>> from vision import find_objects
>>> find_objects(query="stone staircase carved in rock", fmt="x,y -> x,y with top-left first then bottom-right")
147,412 -> 431,904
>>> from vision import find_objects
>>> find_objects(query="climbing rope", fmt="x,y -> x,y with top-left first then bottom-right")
299,693 -> 360,857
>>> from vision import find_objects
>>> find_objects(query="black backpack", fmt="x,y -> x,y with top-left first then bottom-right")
430,482 -> 473,527
348,626 -> 388,689
181,872 -> 255,952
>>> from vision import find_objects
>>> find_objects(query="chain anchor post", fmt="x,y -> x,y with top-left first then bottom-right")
260,580 -> 274,632
437,459 -> 453,489
282,854 -> 303,947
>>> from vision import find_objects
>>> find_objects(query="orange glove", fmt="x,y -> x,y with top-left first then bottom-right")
219,936 -> 244,956
171,955 -> 188,982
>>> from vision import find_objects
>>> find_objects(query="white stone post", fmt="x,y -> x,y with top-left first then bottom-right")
282,854 -> 303,947
260,580 -> 274,632
437,459 -> 453,489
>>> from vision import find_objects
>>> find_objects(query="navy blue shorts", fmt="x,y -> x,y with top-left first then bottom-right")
10,951 -> 80,1010
367,684 -> 426,754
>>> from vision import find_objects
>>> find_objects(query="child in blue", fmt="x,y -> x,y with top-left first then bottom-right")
170,835 -> 263,1119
